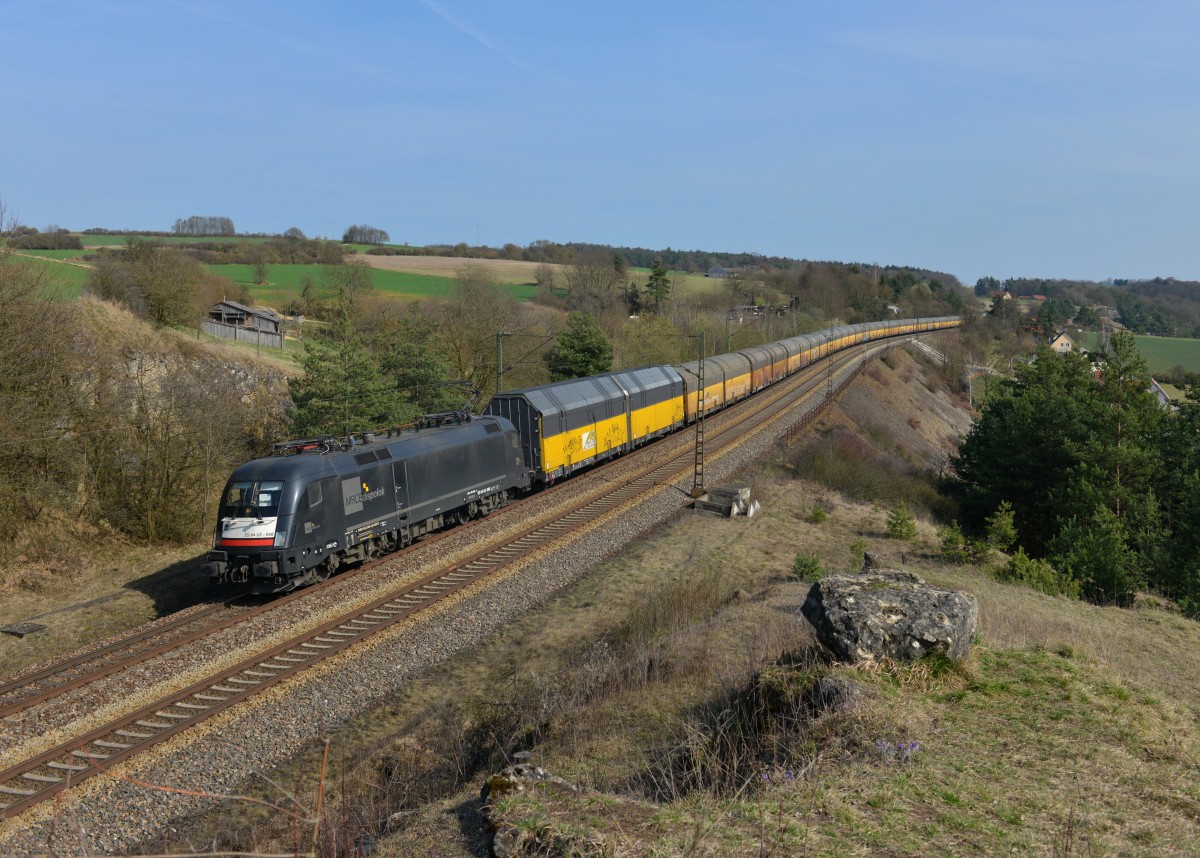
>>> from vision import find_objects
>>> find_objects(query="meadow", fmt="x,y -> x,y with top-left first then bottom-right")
1076,331 -> 1200,374
209,263 -> 539,307
1125,334 -> 1200,375
15,248 -> 93,259
10,252 -> 89,297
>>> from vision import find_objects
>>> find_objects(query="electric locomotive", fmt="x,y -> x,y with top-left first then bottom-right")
204,412 -> 529,593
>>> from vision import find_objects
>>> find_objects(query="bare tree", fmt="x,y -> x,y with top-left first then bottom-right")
565,250 -> 624,331
432,266 -> 520,395
535,262 -> 557,291
85,239 -> 228,327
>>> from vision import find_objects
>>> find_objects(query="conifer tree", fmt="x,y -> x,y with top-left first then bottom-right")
645,259 -> 672,310
544,312 -> 613,381
288,263 -> 406,436
886,500 -> 918,540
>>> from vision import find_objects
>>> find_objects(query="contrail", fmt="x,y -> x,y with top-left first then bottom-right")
416,0 -> 552,78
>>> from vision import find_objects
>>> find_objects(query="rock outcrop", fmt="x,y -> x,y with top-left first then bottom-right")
800,566 -> 978,664
481,764 -> 580,857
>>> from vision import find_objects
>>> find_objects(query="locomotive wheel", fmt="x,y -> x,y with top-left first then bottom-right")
313,557 -> 335,582
451,507 -> 470,526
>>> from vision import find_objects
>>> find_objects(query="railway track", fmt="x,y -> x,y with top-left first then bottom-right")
0,338 -> 905,819
0,601 -> 251,720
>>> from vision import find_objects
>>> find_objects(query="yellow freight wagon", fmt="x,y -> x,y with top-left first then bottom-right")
484,366 -> 685,482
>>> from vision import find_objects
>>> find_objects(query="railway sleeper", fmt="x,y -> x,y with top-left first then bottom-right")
21,772 -> 62,784
115,729 -> 154,739
47,761 -> 89,772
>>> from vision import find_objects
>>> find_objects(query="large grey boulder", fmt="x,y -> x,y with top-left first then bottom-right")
801,568 -> 978,663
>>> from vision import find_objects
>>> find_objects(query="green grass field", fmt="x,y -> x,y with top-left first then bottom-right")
78,234 -> 433,254
1076,331 -> 1200,374
10,254 -> 89,297
629,266 -> 723,297
208,263 -> 538,307
1126,334 -> 1200,374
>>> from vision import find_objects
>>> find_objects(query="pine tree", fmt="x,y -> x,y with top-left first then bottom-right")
951,345 -> 1096,554
544,312 -> 613,381
287,275 -> 405,437
288,326 -> 406,437
886,501 -> 918,540
985,500 -> 1018,551
645,259 -> 671,310
1050,506 -> 1141,606
379,339 -> 460,418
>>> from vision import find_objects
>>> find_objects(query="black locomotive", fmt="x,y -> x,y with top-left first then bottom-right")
204,412 -> 529,593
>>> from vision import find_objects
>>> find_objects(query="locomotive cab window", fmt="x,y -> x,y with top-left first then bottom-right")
220,480 -> 285,519
306,481 -> 322,509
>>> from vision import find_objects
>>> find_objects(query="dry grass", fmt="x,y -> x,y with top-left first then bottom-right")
0,536 -> 211,675
160,459 -> 1200,855
350,254 -> 554,284
351,253 -> 732,299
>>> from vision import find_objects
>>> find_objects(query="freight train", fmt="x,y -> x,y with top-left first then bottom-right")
205,315 -> 960,593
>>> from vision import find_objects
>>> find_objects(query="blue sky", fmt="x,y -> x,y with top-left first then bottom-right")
2,1 -> 1198,284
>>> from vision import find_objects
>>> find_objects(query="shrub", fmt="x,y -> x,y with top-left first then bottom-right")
939,521 -> 988,564
985,500 -> 1018,551
807,505 -> 828,524
8,232 -> 83,250
939,521 -> 971,563
848,537 -> 869,570
886,501 -> 918,540
791,552 -> 824,581
994,548 -> 1080,598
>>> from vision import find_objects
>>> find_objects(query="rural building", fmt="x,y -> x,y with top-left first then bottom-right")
1149,378 -> 1187,409
707,265 -> 757,279
209,300 -> 284,334
1048,331 -> 1077,354
204,300 -> 286,350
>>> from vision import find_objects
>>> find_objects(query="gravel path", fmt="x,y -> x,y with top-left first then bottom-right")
0,345 -> 893,855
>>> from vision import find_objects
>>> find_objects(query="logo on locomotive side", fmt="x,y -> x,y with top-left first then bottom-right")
342,478 -> 386,514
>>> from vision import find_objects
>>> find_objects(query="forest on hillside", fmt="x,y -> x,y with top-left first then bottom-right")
951,332 -> 1200,618
977,274 -> 1200,338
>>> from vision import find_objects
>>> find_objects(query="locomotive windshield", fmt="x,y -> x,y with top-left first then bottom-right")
220,480 -> 285,519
